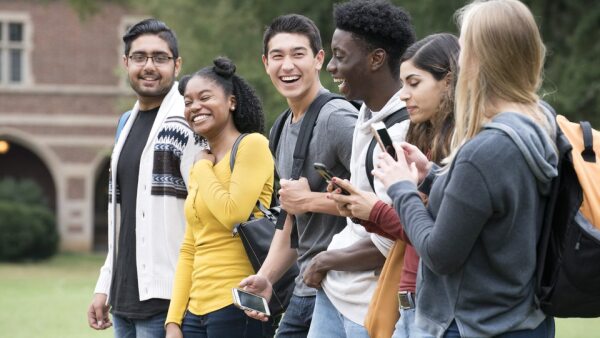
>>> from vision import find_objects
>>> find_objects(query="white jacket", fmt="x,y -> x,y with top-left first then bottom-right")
94,83 -> 204,301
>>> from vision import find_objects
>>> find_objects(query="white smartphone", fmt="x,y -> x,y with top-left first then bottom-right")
371,121 -> 397,160
231,288 -> 271,316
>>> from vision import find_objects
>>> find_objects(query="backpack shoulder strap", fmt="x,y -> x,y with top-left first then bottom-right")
580,121 -> 596,163
383,107 -> 410,127
269,92 -> 348,162
290,92 -> 343,179
365,107 -> 410,191
115,110 -> 132,142
269,109 -> 292,156
276,92 -> 344,246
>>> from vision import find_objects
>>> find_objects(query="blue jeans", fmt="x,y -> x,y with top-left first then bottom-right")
112,312 -> 166,338
306,289 -> 370,338
276,294 -> 315,338
182,305 -> 264,338
392,308 -> 429,338
443,317 -> 555,338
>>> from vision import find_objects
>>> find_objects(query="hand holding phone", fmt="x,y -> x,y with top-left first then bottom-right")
313,163 -> 350,195
232,288 -> 270,316
371,121 -> 397,160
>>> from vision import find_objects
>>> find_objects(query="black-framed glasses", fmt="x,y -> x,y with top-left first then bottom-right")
128,53 -> 175,66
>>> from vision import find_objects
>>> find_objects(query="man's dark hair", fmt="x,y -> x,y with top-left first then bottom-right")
333,0 -> 415,78
123,18 -> 179,58
263,14 -> 322,56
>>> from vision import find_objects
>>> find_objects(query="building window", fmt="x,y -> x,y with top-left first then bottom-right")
0,18 -> 28,85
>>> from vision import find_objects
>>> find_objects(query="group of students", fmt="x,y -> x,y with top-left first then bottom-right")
87,0 -> 559,337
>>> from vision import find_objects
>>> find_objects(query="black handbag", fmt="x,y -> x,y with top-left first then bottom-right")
230,134 -> 299,317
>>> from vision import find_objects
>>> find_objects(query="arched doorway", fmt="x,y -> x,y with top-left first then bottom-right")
93,158 -> 110,251
0,139 -> 56,211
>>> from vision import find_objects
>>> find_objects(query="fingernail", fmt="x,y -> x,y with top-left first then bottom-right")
98,321 -> 103,326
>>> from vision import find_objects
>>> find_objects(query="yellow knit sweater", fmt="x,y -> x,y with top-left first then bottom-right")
166,133 -> 274,324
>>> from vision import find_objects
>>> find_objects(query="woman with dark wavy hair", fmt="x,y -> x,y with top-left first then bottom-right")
165,57 -> 273,338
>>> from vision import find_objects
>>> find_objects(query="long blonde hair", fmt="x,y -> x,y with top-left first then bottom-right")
446,0 -> 547,165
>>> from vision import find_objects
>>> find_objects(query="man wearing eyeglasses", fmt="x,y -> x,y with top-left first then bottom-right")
87,18 -> 203,338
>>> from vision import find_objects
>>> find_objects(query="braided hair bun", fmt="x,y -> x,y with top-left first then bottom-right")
213,56 -> 236,78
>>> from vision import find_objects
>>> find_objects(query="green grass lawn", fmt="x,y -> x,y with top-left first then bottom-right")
0,253 -> 112,338
0,253 -> 599,338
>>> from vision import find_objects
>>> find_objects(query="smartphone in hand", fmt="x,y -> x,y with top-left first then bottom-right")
232,288 -> 270,316
371,121 -> 397,160
313,162 -> 350,195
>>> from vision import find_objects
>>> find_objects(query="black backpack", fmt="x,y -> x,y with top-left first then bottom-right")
268,92 -> 360,247
486,103 -> 600,318
535,105 -> 600,317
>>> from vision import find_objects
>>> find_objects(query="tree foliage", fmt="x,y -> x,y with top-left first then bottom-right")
78,0 -> 599,127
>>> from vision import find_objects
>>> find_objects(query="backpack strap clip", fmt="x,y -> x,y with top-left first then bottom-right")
580,121 -> 596,163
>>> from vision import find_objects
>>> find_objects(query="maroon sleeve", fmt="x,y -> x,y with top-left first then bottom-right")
362,200 -> 411,243
358,217 -> 395,240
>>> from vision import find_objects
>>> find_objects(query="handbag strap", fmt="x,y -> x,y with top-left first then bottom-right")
229,133 -> 275,222
229,133 -> 248,170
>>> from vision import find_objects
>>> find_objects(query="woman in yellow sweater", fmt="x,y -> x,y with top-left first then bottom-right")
165,57 -> 273,338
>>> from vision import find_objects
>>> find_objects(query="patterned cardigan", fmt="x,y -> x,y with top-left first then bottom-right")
95,83 -> 205,302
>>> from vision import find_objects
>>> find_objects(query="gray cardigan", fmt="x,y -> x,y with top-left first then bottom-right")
388,112 -> 557,337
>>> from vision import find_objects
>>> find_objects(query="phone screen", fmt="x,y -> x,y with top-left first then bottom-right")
234,289 -> 268,313
372,122 -> 396,160
314,163 -> 350,195
315,167 -> 333,182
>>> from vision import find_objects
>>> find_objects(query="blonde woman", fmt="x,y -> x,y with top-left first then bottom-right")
375,0 -> 557,337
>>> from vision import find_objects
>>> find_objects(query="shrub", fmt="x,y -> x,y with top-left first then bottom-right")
0,177 -> 50,206
0,178 -> 58,261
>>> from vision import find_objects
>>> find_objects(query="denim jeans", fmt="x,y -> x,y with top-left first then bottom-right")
112,312 -> 166,338
275,294 -> 315,338
181,305 -> 264,338
306,289 -> 370,338
391,308 -> 430,338
443,317 -> 555,338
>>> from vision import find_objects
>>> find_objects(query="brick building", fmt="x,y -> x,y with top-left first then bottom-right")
0,0 -> 145,251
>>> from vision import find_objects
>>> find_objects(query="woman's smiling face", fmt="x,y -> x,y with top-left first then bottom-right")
183,76 -> 236,139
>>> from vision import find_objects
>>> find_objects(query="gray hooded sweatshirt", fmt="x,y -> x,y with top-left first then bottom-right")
387,112 -> 558,337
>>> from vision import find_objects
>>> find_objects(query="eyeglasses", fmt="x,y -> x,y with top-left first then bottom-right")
128,53 -> 175,66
